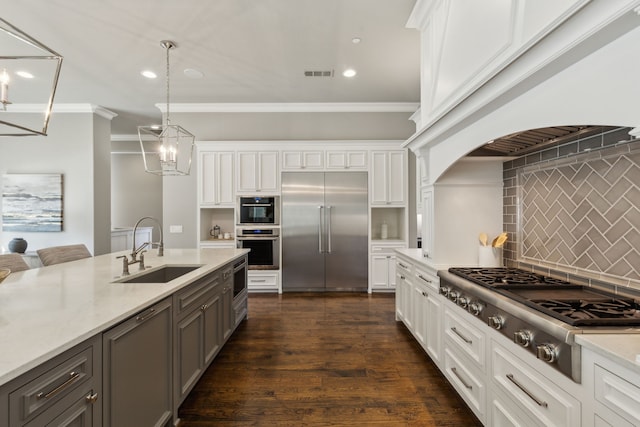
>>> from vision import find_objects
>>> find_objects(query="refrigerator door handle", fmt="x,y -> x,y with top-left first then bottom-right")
318,205 -> 324,253
326,205 -> 332,254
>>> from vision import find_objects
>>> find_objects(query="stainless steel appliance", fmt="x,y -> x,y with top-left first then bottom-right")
237,196 -> 280,225
281,172 -> 368,292
236,227 -> 279,270
439,267 -> 640,383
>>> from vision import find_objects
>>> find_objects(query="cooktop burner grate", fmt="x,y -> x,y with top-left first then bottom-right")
448,267 -> 571,288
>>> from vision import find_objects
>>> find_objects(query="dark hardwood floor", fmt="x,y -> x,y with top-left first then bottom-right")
178,293 -> 482,426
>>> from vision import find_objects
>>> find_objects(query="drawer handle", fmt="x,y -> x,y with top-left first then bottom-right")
36,371 -> 81,400
451,327 -> 473,344
506,373 -> 548,408
201,304 -> 208,311
398,262 -> 408,268
417,274 -> 432,284
252,279 -> 267,283
85,392 -> 99,404
399,275 -> 406,280
451,367 -> 473,390
136,308 -> 156,322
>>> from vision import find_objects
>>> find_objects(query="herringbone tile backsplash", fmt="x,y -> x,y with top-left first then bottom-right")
520,152 -> 640,282
503,127 -> 640,290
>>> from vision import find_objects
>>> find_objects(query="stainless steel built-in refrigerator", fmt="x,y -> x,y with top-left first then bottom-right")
281,172 -> 368,292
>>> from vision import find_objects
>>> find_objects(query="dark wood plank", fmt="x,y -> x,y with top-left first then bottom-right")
178,293 -> 482,426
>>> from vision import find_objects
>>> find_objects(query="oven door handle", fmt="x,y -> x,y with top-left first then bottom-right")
241,203 -> 272,207
237,237 -> 279,241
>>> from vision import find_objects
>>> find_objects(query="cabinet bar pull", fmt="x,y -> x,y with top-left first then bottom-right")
136,308 -> 156,322
252,279 -> 267,282
417,274 -> 432,283
451,327 -> 473,344
36,371 -> 81,399
451,367 -> 473,390
398,262 -> 408,269
506,373 -> 548,408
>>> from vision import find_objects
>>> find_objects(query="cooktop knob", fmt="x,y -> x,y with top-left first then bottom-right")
448,291 -> 459,302
439,286 -> 450,297
487,315 -> 504,330
514,330 -> 532,347
468,302 -> 483,316
536,344 -> 558,363
457,296 -> 469,309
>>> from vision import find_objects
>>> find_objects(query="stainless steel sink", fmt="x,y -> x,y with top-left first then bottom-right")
117,265 -> 202,283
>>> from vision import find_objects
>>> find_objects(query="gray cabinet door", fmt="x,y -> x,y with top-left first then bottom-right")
221,281 -> 233,342
102,298 -> 172,427
176,308 -> 204,402
203,293 -> 222,366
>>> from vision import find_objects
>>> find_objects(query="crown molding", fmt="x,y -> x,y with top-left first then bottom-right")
6,103 -> 117,119
155,102 -> 420,114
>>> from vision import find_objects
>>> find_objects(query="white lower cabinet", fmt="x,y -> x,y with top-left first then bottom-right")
370,244 -> 405,291
490,388 -> 538,427
248,270 -> 280,292
491,341 -> 581,427
444,348 -> 487,422
582,348 -> 640,427
395,258 -> 412,325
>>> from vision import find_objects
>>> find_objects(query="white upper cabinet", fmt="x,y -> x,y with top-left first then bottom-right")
326,150 -> 367,170
236,151 -> 279,193
370,150 -> 406,205
199,151 -> 235,207
281,150 -> 323,170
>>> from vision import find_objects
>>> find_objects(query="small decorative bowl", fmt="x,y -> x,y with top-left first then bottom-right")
0,268 -> 11,284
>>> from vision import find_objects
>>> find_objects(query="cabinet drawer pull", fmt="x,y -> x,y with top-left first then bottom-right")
451,327 -> 473,344
399,275 -> 405,280
201,304 -> 208,311
398,262 -> 408,269
252,279 -> 267,283
36,371 -> 81,400
451,367 -> 473,390
136,308 -> 156,322
417,274 -> 432,284
85,392 -> 99,404
506,373 -> 548,408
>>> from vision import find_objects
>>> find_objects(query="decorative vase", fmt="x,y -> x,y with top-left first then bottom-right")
8,237 -> 28,253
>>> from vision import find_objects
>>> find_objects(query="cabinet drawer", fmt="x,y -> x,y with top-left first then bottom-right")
371,245 -> 404,255
594,364 -> 640,425
444,308 -> 486,369
248,272 -> 278,291
414,267 -> 438,293
492,343 -> 580,427
9,346 -> 96,424
444,349 -> 486,422
174,271 -> 220,317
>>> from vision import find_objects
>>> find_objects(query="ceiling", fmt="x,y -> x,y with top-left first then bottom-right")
3,0 -> 420,135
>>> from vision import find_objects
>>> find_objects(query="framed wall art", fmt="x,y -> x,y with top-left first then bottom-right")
2,173 -> 63,232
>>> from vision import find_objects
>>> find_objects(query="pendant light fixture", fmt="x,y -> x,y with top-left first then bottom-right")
0,18 -> 63,136
138,40 -> 195,176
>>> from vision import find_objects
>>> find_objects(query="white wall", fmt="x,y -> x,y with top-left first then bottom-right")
0,109 -> 113,255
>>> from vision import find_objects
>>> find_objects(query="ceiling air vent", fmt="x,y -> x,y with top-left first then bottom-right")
304,70 -> 334,77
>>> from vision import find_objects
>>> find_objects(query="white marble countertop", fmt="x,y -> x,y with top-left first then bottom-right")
0,248 -> 248,386
575,334 -> 640,373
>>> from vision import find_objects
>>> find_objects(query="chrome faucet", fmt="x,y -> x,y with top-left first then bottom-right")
132,216 -> 164,261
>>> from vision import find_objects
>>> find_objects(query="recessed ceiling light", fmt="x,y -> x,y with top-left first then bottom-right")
352,37 -> 361,44
184,68 -> 204,79
141,70 -> 157,79
343,68 -> 357,78
16,71 -> 34,79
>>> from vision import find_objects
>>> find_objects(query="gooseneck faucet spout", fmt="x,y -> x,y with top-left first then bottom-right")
132,216 -> 164,260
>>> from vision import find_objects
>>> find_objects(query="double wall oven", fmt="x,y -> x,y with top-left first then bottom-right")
236,196 -> 280,270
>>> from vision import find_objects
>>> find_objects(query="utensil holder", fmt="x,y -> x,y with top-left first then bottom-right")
478,246 -> 502,267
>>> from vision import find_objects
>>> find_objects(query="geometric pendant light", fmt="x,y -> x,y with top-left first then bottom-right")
138,40 -> 195,176
0,18 -> 63,137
